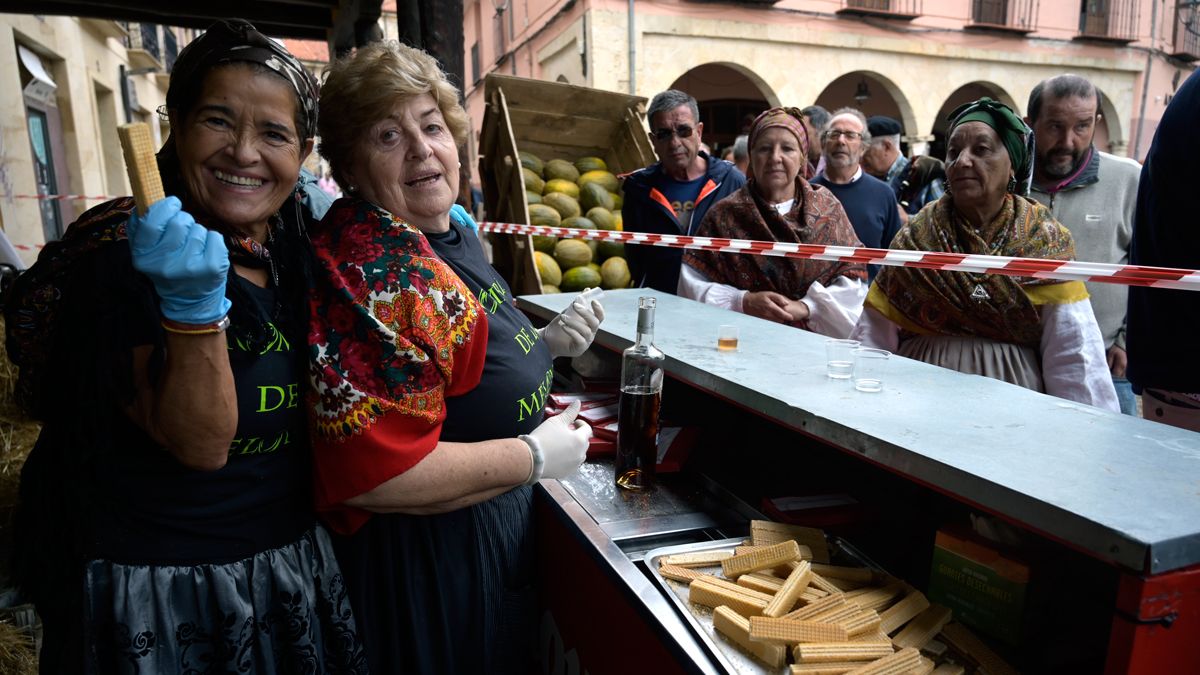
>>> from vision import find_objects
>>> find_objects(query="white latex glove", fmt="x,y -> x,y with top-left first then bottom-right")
519,400 -> 592,484
539,288 -> 606,358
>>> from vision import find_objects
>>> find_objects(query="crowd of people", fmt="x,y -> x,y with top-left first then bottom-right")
627,73 -> 1186,419
1,14 -> 1196,674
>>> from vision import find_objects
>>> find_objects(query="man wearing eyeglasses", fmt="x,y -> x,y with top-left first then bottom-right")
810,108 -> 903,281
622,89 -> 745,293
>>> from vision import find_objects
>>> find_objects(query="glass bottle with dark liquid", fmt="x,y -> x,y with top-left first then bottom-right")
616,297 -> 665,490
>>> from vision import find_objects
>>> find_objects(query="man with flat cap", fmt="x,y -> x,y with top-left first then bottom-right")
861,115 -> 945,218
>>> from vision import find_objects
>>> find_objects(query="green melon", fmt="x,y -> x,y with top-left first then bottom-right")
585,207 -> 616,231
579,182 -> 614,212
578,170 -> 619,193
542,284 -> 561,294
586,262 -> 601,275
611,192 -> 623,210
575,156 -> 608,174
534,251 -> 562,287
528,203 -> 561,228
597,240 -> 625,260
532,235 -> 558,253
542,192 -> 581,220
561,216 -> 596,231
600,256 -> 631,290
526,190 -> 542,204
553,238 -> 593,270
544,159 -> 581,183
543,179 -> 580,199
561,265 -> 602,293
523,167 -> 545,194
586,240 -> 599,259
519,151 -> 544,176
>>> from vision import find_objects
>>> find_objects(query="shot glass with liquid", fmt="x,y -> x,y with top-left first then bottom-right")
717,325 -> 739,351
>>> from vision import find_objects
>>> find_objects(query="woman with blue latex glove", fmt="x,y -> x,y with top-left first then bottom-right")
3,20 -> 365,674
309,42 -> 602,673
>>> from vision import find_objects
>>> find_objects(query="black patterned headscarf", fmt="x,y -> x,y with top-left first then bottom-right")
166,18 -> 317,138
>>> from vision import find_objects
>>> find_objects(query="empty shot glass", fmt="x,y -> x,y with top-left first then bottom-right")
825,339 -> 860,379
853,348 -> 890,392
717,325 -> 739,351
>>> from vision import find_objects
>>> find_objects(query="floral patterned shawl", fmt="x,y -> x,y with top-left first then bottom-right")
868,193 -> 1082,348
684,178 -> 867,299
307,197 -> 488,533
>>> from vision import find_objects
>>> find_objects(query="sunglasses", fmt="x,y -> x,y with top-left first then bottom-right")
652,125 -> 695,141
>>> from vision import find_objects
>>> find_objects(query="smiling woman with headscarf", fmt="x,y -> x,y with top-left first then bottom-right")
679,107 -> 868,337
4,19 -> 365,673
851,97 -> 1118,409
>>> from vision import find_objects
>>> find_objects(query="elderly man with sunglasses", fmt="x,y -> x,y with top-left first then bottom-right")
622,89 -> 745,293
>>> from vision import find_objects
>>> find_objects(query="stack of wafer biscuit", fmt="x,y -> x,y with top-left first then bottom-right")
658,520 -> 1018,674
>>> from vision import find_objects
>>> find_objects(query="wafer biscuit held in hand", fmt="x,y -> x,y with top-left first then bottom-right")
749,616 -> 849,645
793,641 -> 895,664
722,540 -> 802,578
841,647 -> 922,675
713,605 -> 786,668
890,604 -> 952,650
117,123 -> 165,216
764,560 -> 813,617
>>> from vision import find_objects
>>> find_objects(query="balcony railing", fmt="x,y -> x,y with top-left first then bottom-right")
969,0 -> 1039,33
163,28 -> 178,73
1172,2 -> 1200,61
126,22 -> 162,70
839,0 -> 922,19
1078,0 -> 1138,42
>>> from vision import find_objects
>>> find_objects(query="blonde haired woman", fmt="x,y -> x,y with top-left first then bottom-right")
309,41 -> 604,673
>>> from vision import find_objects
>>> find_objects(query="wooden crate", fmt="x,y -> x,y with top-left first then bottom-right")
478,74 -> 655,295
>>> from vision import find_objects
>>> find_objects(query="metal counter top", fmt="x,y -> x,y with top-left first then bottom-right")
520,289 -> 1200,575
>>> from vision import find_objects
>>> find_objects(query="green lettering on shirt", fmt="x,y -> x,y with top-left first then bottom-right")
516,367 -> 555,422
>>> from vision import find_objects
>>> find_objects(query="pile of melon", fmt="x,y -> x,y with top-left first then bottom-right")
521,151 -> 632,294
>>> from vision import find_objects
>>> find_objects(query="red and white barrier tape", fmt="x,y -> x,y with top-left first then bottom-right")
12,193 -> 117,201
479,222 -> 1200,291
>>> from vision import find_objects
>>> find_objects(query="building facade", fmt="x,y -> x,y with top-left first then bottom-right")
0,14 -> 196,261
463,0 -> 1197,166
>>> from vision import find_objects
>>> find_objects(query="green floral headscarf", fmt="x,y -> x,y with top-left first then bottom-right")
946,97 -> 1034,196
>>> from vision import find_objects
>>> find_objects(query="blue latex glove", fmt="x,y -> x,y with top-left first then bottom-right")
449,203 -> 479,233
127,196 -> 231,325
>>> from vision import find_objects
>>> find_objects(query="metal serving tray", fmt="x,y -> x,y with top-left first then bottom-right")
643,537 -> 883,675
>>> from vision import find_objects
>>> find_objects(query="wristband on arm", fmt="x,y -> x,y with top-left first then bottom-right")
519,433 -> 545,485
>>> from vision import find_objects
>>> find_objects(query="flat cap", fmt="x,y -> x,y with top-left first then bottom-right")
867,115 -> 902,137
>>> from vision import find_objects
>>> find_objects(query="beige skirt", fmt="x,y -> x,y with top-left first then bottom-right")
899,335 -> 1044,393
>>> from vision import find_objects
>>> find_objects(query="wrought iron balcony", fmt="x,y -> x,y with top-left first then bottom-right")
126,22 -> 162,70
163,28 -> 178,73
967,0 -> 1038,34
839,0 -> 922,20
1173,2 -> 1200,61
1077,0 -> 1138,43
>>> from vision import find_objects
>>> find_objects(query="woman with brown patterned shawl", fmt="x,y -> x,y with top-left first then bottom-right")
850,98 -> 1118,410
680,107 -> 868,338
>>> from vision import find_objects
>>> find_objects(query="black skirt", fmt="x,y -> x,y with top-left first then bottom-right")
332,486 -> 536,674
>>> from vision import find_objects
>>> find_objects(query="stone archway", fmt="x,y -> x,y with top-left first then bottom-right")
814,71 -> 917,150
669,62 -> 776,155
928,81 -> 1019,161
1094,87 -> 1124,156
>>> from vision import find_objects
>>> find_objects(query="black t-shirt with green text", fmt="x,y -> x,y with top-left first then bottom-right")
425,223 -> 554,442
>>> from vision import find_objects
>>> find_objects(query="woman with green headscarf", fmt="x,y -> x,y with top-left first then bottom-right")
851,98 -> 1118,409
